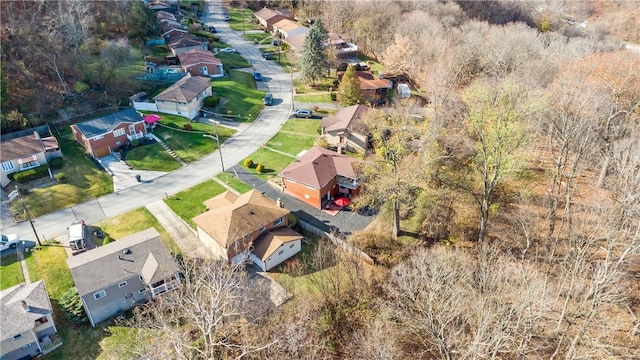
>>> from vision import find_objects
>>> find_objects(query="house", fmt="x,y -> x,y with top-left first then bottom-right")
0,132 -> 61,187
326,33 -> 358,57
160,20 -> 187,42
167,34 -> 209,55
156,10 -> 176,22
272,19 -> 308,39
338,70 -> 393,103
193,189 -> 303,271
70,108 -> 147,158
254,7 -> 294,32
0,280 -> 61,360
67,228 -> 181,327
148,0 -> 177,13
153,74 -> 212,119
178,49 -> 224,78
281,146 -> 362,209
320,104 -> 371,153
284,32 -> 306,53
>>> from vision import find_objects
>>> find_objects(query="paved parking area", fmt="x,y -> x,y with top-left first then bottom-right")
99,155 -> 169,193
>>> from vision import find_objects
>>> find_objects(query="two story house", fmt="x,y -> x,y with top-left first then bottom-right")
67,228 -> 181,327
281,146 -> 362,209
320,104 -> 371,153
193,189 -> 303,271
70,108 -> 147,158
0,280 -> 61,360
0,131 -> 61,187
153,75 -> 212,120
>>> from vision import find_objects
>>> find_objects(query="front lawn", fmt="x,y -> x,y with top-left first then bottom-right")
125,143 -> 182,172
215,52 -> 250,69
280,119 -> 322,136
93,208 -> 180,255
216,173 -> 253,194
164,180 -> 227,228
13,127 -> 113,218
240,148 -> 297,181
294,93 -> 333,103
294,76 -> 336,94
144,112 -> 235,163
0,253 -> 25,289
243,31 -> 272,44
212,70 -> 265,122
266,132 -> 318,157
228,8 -> 261,32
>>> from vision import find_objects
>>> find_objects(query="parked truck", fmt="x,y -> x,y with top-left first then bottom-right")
68,220 -> 88,255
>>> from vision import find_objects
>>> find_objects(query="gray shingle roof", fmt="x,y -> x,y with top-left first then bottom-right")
0,280 -> 53,342
153,76 -> 211,103
67,228 -> 179,297
75,108 -> 143,139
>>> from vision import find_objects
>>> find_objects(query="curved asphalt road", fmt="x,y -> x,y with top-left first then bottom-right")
0,0 -> 294,241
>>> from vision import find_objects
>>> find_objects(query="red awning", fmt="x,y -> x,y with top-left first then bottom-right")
333,197 -> 351,207
143,114 -> 162,124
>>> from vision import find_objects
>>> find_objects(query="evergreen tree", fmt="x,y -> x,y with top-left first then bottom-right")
299,19 -> 329,86
127,1 -> 161,40
337,65 -> 362,105
59,287 -> 88,323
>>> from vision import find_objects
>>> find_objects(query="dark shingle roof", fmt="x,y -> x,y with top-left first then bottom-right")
0,280 -> 53,342
153,76 -> 211,103
67,228 -> 179,297
75,108 -> 143,138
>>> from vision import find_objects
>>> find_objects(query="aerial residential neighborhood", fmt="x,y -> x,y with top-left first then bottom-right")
1,0 -> 639,358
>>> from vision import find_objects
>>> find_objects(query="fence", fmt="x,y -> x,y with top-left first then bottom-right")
298,217 -> 374,265
0,124 -> 51,142
133,101 -> 159,112
140,72 -> 186,82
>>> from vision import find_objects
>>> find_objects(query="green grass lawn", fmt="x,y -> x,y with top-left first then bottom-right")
215,52 -> 250,69
228,8 -> 261,32
125,143 -> 182,172
0,253 -> 25,289
12,128 -> 113,218
280,119 -> 321,136
294,93 -> 333,103
212,70 -> 265,122
144,112 -> 235,163
165,180 -> 227,228
241,148 -> 297,181
216,173 -> 253,194
294,76 -> 336,94
243,31 -> 272,44
93,208 -> 181,255
266,132 -> 318,157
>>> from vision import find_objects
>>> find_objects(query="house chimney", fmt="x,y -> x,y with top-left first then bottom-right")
22,300 -> 31,312
33,131 -> 41,140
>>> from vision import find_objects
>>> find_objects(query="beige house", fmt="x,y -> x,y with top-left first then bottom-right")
320,104 -> 371,153
167,34 -> 208,55
153,75 -> 212,119
0,280 -> 61,360
0,132 -> 61,187
193,189 -> 303,271
272,19 -> 308,39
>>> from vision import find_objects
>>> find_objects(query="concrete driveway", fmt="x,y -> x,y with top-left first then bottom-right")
100,155 -> 169,193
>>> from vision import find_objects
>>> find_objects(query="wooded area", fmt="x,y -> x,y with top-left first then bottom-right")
2,0 -> 639,358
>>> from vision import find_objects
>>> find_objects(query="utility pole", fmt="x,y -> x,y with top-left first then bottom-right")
14,185 -> 42,246
204,120 -> 225,173
290,66 -> 295,111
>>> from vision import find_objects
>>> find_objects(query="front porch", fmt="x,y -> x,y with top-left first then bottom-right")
149,274 -> 181,298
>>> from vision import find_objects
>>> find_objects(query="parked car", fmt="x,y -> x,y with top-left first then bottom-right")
263,92 -> 273,106
262,52 -> 273,60
223,14 -> 230,21
208,26 -> 217,33
293,109 -> 312,118
253,71 -> 263,81
271,39 -> 281,46
0,233 -> 20,252
219,47 -> 236,53
68,220 -> 88,255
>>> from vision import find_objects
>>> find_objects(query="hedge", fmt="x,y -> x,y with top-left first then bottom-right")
204,95 -> 220,108
49,157 -> 64,169
13,165 -> 50,183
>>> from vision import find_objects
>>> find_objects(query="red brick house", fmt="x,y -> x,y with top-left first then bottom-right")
337,70 -> 392,104
177,49 -> 224,78
70,108 -> 146,158
280,146 -> 362,209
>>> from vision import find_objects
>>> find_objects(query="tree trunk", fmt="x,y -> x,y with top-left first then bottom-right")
597,153 -> 610,187
478,198 -> 489,245
392,198 -> 400,239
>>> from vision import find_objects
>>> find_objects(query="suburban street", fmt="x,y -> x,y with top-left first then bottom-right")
0,0 -> 295,242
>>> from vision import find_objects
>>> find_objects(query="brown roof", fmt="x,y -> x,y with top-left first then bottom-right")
321,104 -> 369,133
193,189 -> 290,248
153,75 -> 211,103
252,227 -> 302,261
178,49 -> 221,68
156,10 -> 176,21
338,70 -> 393,90
273,19 -> 304,33
168,34 -> 207,49
161,21 -> 186,34
254,7 -> 280,21
285,32 -> 306,50
0,134 -> 46,162
281,146 -> 358,189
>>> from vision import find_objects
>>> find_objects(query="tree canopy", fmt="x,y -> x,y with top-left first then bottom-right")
337,65 -> 362,105
299,19 -> 329,85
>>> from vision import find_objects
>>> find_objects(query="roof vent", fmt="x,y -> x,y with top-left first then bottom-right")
123,249 -> 132,255
250,211 -> 255,215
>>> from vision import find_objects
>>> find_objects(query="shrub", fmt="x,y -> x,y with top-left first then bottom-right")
13,165 -> 50,183
183,123 -> 193,131
59,287 -> 88,323
311,105 -> 319,112
102,236 -> 114,246
243,158 -> 254,168
330,92 -> 337,101
54,172 -> 66,183
131,138 -> 141,147
49,157 -> 64,169
354,63 -> 362,71
337,62 -> 348,72
256,163 -> 265,173
226,110 -> 234,116
204,95 -> 220,107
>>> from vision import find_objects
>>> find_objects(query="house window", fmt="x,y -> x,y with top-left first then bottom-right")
94,290 -> 106,300
21,344 -> 31,350
35,316 -> 49,326
118,281 -> 127,288
13,334 -> 23,340
129,124 -> 136,134
1,161 -> 14,172
138,288 -> 147,294
274,217 -> 283,226
260,226 -> 266,232
113,128 -> 125,137
278,250 -> 284,255
125,293 -> 133,299
289,243 -> 295,248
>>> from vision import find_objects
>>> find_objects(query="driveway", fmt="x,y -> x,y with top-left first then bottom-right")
100,155 -> 170,193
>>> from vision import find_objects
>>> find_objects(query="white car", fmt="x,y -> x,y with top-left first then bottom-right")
219,47 -> 236,54
0,233 -> 21,252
